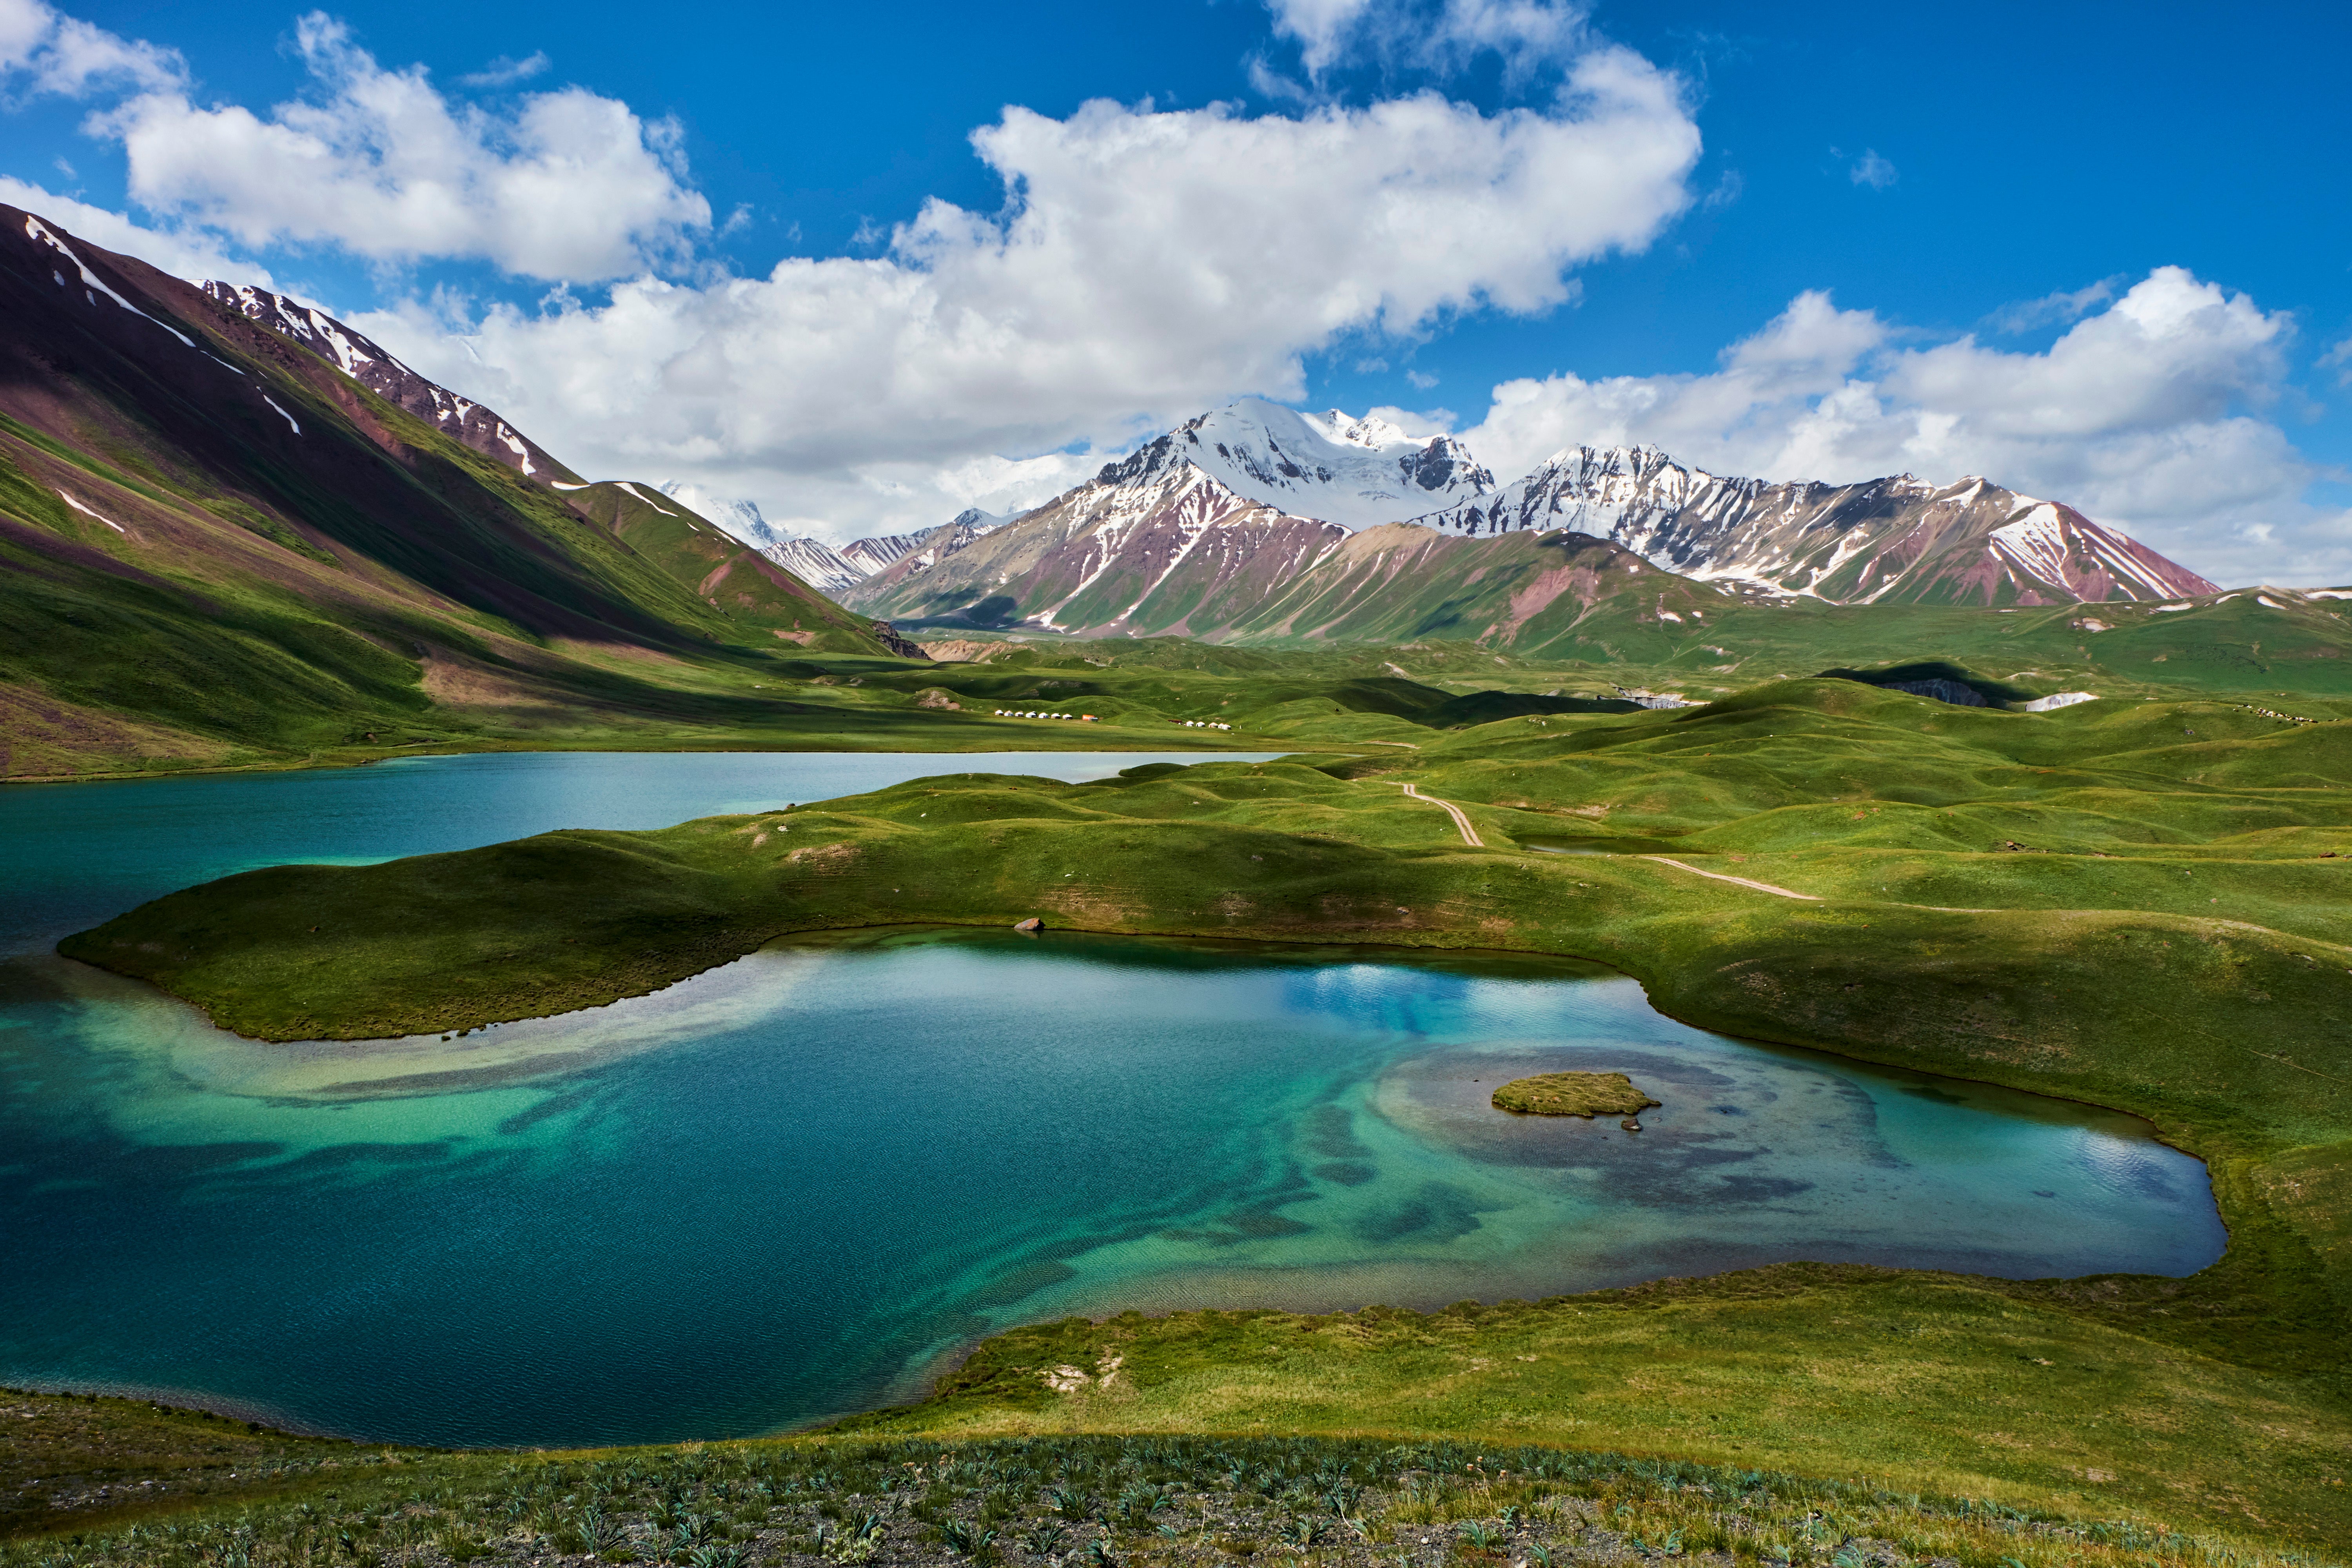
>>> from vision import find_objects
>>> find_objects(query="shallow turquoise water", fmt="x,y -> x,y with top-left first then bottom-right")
0,753 -> 2226,1448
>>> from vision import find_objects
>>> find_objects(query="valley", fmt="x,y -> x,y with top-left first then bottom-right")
5,198 -> 2352,1568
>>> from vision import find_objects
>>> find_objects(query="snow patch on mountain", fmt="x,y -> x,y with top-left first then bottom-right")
655,481 -> 779,546
29,215 -> 193,347
1174,398 -> 1493,528
204,281 -> 572,483
760,536 -> 864,595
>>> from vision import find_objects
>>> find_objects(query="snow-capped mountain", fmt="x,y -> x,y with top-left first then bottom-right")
840,534 -> 921,575
1410,445 -> 2216,606
838,398 -> 1498,633
1172,399 -> 1492,528
758,508 -> 1009,596
836,509 -> 1011,576
199,283 -> 577,484
844,437 -> 1343,635
759,536 -> 864,595
656,481 -> 783,547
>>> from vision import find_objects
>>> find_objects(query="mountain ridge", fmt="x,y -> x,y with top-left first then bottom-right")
0,203 -> 899,774
201,282 -> 579,487
1410,442 -> 2217,606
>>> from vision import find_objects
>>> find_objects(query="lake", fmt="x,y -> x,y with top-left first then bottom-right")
0,752 -> 2227,1448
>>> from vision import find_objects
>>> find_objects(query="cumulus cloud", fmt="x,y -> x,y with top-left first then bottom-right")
0,0 -> 182,102
355,53 -> 1700,542
93,13 -> 707,279
1463,267 -> 2340,585
1264,0 -> 1378,76
0,174 -> 274,285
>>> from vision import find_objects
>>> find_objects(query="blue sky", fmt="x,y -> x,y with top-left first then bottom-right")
4,0 -> 2348,581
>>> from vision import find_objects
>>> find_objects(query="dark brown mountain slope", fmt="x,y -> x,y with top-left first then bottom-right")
0,205 -> 895,777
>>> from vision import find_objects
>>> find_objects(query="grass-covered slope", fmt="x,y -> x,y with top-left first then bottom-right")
10,1410 -> 2333,1568
836,1270 -> 2352,1548
563,480 -> 884,651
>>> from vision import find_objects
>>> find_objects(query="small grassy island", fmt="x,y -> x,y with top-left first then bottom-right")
1492,1069 -> 1660,1118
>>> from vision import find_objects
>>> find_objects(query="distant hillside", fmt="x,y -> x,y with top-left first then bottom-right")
0,204 -> 898,776
1411,443 -> 2216,606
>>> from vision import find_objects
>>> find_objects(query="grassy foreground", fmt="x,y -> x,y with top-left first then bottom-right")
3,1390 -> 2341,1566
47,675 -> 2352,1555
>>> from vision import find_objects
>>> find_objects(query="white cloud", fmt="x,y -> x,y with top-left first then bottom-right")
1263,0 -> 1592,85
459,51 -> 549,89
1463,267 -> 2341,585
1843,147 -> 1896,189
354,53 -> 1699,543
1265,0 -> 1379,76
1987,277 -> 2120,334
0,174 -> 274,285
0,0 -> 183,102
2319,333 -> 2352,389
94,13 -> 708,280
1406,368 -> 1439,388
1364,402 -> 1455,436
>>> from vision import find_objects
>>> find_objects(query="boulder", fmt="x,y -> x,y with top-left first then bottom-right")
1013,916 -> 1044,933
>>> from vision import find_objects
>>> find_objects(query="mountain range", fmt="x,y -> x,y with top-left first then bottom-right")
1413,444 -> 2217,605
752,508 -> 1012,595
753,400 -> 1489,598
0,199 -> 2281,776
840,403 -> 2221,642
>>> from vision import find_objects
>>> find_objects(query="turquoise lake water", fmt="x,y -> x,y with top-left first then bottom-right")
0,752 -> 2227,1448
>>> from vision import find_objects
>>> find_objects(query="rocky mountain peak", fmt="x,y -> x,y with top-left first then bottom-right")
1107,398 -> 1496,529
